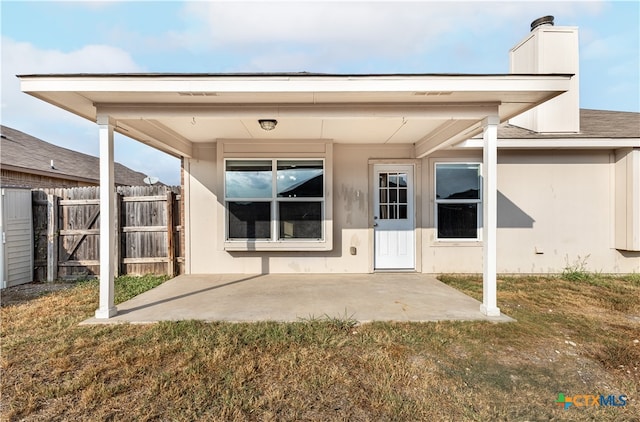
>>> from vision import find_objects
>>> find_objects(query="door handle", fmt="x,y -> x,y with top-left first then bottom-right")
373,223 -> 378,227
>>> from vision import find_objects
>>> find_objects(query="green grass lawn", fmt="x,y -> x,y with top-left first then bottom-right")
1,273 -> 638,421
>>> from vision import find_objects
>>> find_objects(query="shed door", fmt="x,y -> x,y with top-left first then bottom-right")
373,165 -> 415,270
1,189 -> 33,288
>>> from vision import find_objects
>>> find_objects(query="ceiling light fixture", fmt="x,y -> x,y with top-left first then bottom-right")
258,119 -> 278,131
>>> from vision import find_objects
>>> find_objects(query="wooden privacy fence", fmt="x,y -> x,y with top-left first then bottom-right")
32,186 -> 183,281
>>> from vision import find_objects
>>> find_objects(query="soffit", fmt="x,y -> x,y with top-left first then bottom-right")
20,74 -> 571,157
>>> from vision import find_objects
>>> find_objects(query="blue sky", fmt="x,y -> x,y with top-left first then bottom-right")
2,1 -> 639,186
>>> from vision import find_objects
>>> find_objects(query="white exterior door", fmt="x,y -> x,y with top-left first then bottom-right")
373,164 -> 415,270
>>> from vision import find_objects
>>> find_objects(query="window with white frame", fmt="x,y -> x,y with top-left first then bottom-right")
435,163 -> 481,240
225,159 -> 324,241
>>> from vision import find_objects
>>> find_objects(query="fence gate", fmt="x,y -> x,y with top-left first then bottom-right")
33,186 -> 182,281
1,188 -> 34,288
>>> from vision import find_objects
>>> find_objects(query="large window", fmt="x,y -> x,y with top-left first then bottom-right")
435,163 -> 481,240
225,159 -> 324,241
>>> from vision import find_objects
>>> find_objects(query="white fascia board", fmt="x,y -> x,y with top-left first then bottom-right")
20,74 -> 571,94
453,138 -> 640,149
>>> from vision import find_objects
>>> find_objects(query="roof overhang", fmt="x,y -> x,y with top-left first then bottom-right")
0,163 -> 98,184
19,73 -> 572,158
455,137 -> 640,149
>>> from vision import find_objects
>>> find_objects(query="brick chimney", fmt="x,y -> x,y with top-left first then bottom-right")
509,16 -> 580,133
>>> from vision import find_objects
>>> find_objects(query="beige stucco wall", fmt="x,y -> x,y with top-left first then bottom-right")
185,143 -> 640,274
425,149 -> 640,274
186,142 -> 413,273
496,150 -> 614,274
500,150 -> 640,273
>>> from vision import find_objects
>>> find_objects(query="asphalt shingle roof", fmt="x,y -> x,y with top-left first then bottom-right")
1,125 -> 151,186
498,109 -> 640,139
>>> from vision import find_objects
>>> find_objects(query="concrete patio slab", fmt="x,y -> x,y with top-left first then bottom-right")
81,273 -> 514,324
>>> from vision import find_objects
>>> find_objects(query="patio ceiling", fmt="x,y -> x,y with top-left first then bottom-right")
19,73 -> 572,158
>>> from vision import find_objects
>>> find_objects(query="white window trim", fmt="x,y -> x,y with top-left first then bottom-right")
434,162 -> 483,242
217,140 -> 333,252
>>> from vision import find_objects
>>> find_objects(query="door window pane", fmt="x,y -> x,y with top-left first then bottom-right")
378,172 -> 409,220
279,202 -> 322,239
228,202 -> 271,239
225,160 -> 272,198
399,188 -> 407,203
380,205 -> 388,219
390,189 -> 397,203
277,160 -> 323,197
399,205 -> 408,219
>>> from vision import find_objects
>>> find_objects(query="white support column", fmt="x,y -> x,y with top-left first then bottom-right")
95,115 -> 117,318
481,115 -> 501,317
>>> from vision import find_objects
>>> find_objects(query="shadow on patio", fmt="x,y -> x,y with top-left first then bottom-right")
81,273 -> 513,324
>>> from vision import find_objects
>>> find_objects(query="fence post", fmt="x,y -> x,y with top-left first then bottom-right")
166,190 -> 175,277
47,194 -> 59,282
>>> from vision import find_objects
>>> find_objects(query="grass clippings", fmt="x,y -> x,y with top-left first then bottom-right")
1,273 -> 638,421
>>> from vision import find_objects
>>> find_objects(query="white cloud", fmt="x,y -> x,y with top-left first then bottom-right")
179,2 -> 461,58
171,1 -> 604,72
2,37 -> 141,74
583,34 -> 630,61
1,37 -> 143,128
1,37 -> 181,185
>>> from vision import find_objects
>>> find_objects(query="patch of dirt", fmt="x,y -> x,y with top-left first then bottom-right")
0,282 -> 76,307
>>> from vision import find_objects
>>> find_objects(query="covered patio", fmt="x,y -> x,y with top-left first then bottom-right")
19,72 -> 571,321
81,273 -> 513,324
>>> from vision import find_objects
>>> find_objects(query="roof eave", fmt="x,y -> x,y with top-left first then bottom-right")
1,163 -> 98,184
453,137 -> 640,149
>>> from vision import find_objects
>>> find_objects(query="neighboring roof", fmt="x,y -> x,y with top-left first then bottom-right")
498,109 -> 640,139
1,125 -> 151,186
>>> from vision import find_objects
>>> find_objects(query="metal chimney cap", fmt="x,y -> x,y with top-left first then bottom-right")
530,15 -> 554,31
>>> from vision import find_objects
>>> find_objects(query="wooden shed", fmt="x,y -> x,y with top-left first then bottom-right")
1,188 -> 34,288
